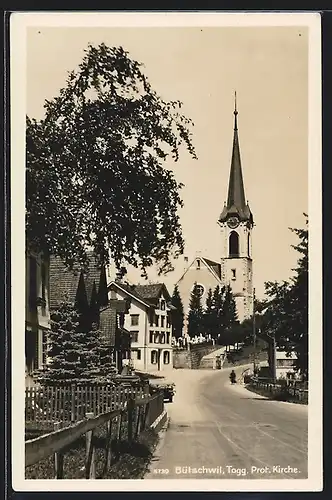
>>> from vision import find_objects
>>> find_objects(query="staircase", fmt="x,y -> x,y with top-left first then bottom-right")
199,347 -> 227,369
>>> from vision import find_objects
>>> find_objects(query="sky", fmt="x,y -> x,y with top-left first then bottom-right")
26,22 -> 309,299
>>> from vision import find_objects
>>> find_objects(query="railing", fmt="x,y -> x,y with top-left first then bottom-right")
25,384 -> 147,425
250,377 -> 308,403
25,390 -> 165,479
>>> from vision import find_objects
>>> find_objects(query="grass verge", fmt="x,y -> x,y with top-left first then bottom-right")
245,384 -> 308,405
25,420 -> 159,479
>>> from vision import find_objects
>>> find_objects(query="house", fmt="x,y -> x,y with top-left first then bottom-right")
25,249 -> 51,387
176,98 -> 254,333
275,350 -> 299,380
107,281 -> 174,372
49,253 -> 131,373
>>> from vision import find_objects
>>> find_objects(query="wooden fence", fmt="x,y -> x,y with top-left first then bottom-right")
250,377 -> 308,404
25,390 -> 165,479
25,384 -> 148,425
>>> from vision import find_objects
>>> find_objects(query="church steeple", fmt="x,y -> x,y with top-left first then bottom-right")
219,93 -> 253,224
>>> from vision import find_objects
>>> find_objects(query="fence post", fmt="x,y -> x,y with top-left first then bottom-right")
105,411 -> 113,470
127,395 -> 134,444
71,384 -> 76,423
85,412 -> 96,479
134,405 -> 141,440
53,422 -> 64,479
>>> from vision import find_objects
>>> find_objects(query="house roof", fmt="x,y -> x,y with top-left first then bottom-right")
134,283 -> 171,302
49,251 -> 107,309
108,281 -> 171,309
109,281 -> 153,308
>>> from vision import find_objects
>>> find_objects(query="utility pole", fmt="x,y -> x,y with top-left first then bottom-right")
253,288 -> 257,376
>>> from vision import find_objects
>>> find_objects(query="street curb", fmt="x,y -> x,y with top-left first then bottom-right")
150,409 -> 168,433
144,415 -> 170,478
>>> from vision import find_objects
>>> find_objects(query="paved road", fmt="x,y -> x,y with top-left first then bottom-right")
145,367 -> 308,480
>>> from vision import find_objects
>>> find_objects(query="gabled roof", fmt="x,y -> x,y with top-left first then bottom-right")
176,255 -> 222,285
108,281 -> 171,309
108,281 -> 153,308
49,251 -> 108,309
201,258 -> 222,280
134,283 -> 171,302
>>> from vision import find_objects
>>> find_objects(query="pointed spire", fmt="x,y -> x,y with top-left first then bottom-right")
234,90 -> 238,131
219,94 -> 253,224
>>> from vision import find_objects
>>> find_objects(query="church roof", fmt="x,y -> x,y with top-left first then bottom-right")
201,258 -> 221,280
176,255 -> 222,285
219,94 -> 253,224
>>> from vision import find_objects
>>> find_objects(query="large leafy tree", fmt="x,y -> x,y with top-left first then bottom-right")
262,215 -> 308,377
171,284 -> 184,339
187,282 -> 204,338
26,43 -> 197,275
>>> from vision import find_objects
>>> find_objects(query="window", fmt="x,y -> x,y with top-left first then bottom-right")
149,331 -> 154,343
166,313 -> 171,328
160,300 -> 166,311
166,332 -> 170,344
29,256 -> 37,309
154,333 -> 160,343
131,314 -> 139,326
131,331 -> 139,343
194,284 -> 205,298
155,315 -> 159,327
151,350 -> 158,364
25,330 -> 38,373
149,311 -> 154,326
196,259 -> 201,270
133,349 -> 141,360
163,351 -> 170,364
229,231 -> 239,257
160,333 -> 165,344
42,331 -> 48,366
231,269 -> 236,280
161,316 -> 165,328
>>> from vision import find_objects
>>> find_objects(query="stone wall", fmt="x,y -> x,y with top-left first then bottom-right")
173,344 -> 220,369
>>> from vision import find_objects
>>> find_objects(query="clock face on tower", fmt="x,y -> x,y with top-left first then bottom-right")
227,216 -> 239,229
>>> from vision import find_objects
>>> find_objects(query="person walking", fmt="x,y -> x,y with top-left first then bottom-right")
229,369 -> 237,384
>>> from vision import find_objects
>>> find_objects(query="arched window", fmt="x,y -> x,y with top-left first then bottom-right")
229,231 -> 239,257
151,350 -> 158,364
163,351 -> 170,364
248,233 -> 250,257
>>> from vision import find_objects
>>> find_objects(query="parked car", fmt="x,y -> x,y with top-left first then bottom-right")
150,382 -> 176,402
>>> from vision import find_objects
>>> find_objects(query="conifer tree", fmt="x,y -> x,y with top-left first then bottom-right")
203,288 -> 214,337
38,302 -> 116,386
187,282 -> 204,338
171,285 -> 184,339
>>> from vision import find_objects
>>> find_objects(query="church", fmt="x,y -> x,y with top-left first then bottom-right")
176,95 -> 254,335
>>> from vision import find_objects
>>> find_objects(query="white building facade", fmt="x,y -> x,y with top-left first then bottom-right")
108,282 -> 174,372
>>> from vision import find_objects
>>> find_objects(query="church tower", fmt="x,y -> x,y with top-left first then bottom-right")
218,93 -> 254,323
